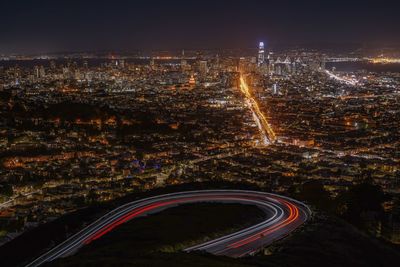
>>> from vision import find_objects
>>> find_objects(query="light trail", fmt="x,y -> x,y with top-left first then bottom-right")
25,190 -> 311,266
228,200 -> 298,248
324,70 -> 358,86
239,76 -> 277,145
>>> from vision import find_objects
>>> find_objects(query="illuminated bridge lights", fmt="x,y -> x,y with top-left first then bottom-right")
368,57 -> 400,64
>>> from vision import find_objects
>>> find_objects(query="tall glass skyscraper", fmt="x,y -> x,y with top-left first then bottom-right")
257,41 -> 265,66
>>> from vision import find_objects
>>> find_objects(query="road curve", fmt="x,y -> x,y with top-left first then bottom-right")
25,190 -> 311,267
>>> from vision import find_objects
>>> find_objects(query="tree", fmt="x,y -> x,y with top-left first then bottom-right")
295,180 -> 332,211
335,182 -> 386,227
0,183 -> 13,197
135,150 -> 144,161
86,189 -> 99,203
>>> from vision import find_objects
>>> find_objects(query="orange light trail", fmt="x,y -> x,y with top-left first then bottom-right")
239,75 -> 277,145
228,200 -> 299,248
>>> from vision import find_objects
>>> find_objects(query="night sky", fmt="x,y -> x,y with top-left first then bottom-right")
1,0 -> 399,53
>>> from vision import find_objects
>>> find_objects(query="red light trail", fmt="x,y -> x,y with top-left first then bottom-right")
26,191 -> 311,267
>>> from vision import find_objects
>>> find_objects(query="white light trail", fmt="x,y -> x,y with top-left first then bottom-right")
325,70 -> 358,86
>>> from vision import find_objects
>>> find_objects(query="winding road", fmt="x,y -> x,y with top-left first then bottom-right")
25,190 -> 311,267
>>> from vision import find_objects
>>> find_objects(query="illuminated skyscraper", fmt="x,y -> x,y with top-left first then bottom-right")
181,59 -> 187,71
119,59 -> 125,68
320,57 -> 326,71
238,57 -> 247,73
272,83 -> 279,95
34,66 -> 40,79
199,60 -> 207,76
181,49 -> 187,72
258,41 -> 265,66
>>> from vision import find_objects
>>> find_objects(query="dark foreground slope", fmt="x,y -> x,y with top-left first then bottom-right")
247,213 -> 400,267
46,203 -> 264,267
0,182 -> 260,267
46,209 -> 400,267
1,182 -> 400,267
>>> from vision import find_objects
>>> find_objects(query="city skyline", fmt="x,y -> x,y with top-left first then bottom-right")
1,2 -> 400,267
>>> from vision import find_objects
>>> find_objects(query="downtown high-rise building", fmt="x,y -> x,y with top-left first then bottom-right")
257,41 -> 265,66
199,60 -> 208,76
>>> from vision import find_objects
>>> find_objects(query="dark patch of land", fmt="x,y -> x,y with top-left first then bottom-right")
0,182 -> 261,267
46,203 -> 265,267
2,182 -> 400,267
44,209 -> 400,267
247,212 -> 400,267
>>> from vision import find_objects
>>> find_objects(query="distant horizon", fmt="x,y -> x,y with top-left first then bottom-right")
2,0 -> 400,54
1,41 -> 400,56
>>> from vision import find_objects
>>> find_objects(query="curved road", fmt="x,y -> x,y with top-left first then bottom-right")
25,190 -> 311,267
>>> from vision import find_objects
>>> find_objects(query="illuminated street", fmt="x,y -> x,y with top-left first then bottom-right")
239,75 -> 277,145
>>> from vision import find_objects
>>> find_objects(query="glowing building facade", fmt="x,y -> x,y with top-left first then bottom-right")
257,42 -> 265,66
